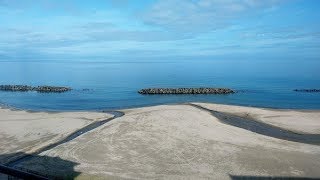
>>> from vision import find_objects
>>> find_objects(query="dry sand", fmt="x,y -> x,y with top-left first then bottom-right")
0,107 -> 113,165
2,103 -> 318,179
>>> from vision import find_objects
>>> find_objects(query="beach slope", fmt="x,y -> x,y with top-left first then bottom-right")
3,103 -> 319,179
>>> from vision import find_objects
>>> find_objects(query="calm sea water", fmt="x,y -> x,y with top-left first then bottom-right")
0,59 -> 319,111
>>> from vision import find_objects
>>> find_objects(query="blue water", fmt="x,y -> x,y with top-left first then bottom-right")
0,59 -> 319,111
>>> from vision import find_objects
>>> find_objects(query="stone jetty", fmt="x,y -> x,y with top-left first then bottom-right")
138,88 -> 235,94
294,89 -> 320,93
0,85 -> 72,93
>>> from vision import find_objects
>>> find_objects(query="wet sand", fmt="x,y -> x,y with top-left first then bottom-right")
193,103 -> 320,134
1,103 -> 320,179
190,104 -> 320,145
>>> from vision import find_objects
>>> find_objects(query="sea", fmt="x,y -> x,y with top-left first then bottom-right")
0,58 -> 319,111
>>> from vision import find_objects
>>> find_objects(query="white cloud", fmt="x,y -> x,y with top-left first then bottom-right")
142,0 -> 285,32
2,0 -> 319,58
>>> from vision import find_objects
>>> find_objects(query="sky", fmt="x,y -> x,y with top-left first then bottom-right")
0,0 -> 319,60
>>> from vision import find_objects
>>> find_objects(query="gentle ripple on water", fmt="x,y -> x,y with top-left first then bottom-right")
0,60 -> 319,110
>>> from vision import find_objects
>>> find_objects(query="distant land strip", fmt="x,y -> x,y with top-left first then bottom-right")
0,85 -> 71,93
294,89 -> 320,93
138,88 -> 235,94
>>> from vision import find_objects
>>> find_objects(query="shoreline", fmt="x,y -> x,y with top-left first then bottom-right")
1,100 -> 320,113
1,102 -> 320,136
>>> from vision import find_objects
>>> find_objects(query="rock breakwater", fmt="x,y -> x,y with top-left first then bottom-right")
294,89 -> 320,93
138,88 -> 235,94
0,85 -> 72,93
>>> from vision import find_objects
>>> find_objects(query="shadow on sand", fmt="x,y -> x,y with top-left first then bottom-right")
0,152 -> 80,179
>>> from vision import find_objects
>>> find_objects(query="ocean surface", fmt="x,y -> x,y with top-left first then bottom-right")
0,59 -> 319,111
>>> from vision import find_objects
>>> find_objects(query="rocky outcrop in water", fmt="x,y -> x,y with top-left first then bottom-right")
138,88 -> 235,94
0,85 -> 33,92
0,85 -> 72,93
35,86 -> 71,93
294,89 -> 320,93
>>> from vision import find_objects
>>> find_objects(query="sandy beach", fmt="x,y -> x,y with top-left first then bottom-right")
0,107 -> 113,165
1,103 -> 320,179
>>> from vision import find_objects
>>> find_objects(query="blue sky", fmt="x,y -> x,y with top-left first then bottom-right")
0,0 -> 319,60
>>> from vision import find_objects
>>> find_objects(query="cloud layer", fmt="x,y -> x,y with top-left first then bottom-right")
0,0 -> 319,59
142,0 -> 285,32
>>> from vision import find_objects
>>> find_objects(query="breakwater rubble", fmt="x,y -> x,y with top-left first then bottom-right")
0,85 -> 71,93
294,89 -> 320,93
138,88 -> 235,94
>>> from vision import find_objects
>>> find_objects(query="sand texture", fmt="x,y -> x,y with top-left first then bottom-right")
0,107 -> 113,165
193,102 -> 320,134
4,103 -> 319,179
